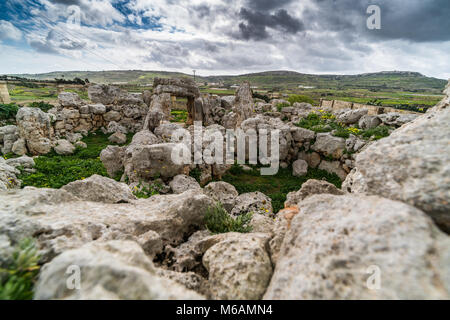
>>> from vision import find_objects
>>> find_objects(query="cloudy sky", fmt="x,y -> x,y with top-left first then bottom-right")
0,0 -> 449,78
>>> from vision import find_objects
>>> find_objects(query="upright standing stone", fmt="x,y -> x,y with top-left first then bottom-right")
0,81 -> 11,104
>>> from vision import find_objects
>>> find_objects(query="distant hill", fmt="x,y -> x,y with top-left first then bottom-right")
9,70 -> 447,93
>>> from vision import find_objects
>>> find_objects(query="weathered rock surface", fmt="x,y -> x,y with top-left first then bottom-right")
100,145 -> 124,178
62,175 -> 136,203
35,240 -> 204,300
312,133 -> 345,159
203,233 -> 272,300
292,159 -> 308,177
203,181 -> 238,213
0,125 -> 19,154
58,92 -> 82,108
0,188 -> 214,262
233,82 -> 254,127
0,156 -> 21,189
285,179 -> 343,207
169,174 -> 201,194
16,107 -> 53,155
264,194 -> 450,300
108,132 -> 127,145
124,143 -> 189,182
343,98 -> 450,233
359,115 -> 381,130
231,191 -> 273,217
337,108 -> 368,125
54,139 -> 75,155
319,160 -> 347,181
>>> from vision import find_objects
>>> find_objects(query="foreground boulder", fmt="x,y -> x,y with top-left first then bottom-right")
0,188 -> 214,262
62,175 -> 136,203
264,194 -> 450,300
343,89 -> 450,233
35,240 -> 203,300
203,182 -> 239,213
169,175 -> 201,194
203,233 -> 272,300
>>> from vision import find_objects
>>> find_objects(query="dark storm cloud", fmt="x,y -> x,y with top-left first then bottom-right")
237,8 -> 304,40
48,0 -> 81,5
246,0 -> 295,11
304,0 -> 450,42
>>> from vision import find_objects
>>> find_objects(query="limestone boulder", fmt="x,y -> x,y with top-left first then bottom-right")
108,132 -> 127,145
359,115 -> 381,130
11,138 -> 27,155
203,233 -> 273,300
233,82 -> 254,127
62,175 -> 136,203
0,188 -> 214,262
169,174 -> 201,194
344,99 -> 450,233
312,133 -> 346,159
54,139 -> 75,155
204,181 -> 239,213
0,157 -> 21,189
292,159 -> 308,177
88,84 -> 122,105
100,145 -> 125,178
0,125 -> 19,154
337,108 -> 368,125
58,92 -> 82,108
319,160 -> 347,181
89,104 -> 106,115
264,194 -> 450,300
104,111 -> 122,123
124,143 -> 189,182
231,191 -> 273,217
285,179 -> 343,207
34,240 -> 204,300
297,151 -> 321,168
16,107 -> 53,155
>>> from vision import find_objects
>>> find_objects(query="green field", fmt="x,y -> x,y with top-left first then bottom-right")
5,70 -> 446,109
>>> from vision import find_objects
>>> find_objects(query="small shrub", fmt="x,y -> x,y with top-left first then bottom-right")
132,181 -> 161,199
332,127 -> 350,139
0,103 -> 19,120
276,102 -> 290,112
296,113 -> 322,131
19,154 -> 108,189
171,109 -> 188,123
205,202 -> 253,234
0,238 -> 40,300
361,126 -> 390,140
288,95 -> 315,105
28,101 -> 54,113
189,167 -> 202,183
253,92 -> 270,103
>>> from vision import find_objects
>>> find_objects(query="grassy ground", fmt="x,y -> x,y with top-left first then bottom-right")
18,131 -> 132,189
220,164 -> 342,213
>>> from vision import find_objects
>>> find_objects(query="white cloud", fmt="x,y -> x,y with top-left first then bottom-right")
0,20 -> 23,41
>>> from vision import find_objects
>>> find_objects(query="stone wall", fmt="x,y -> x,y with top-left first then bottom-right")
320,99 -> 420,115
